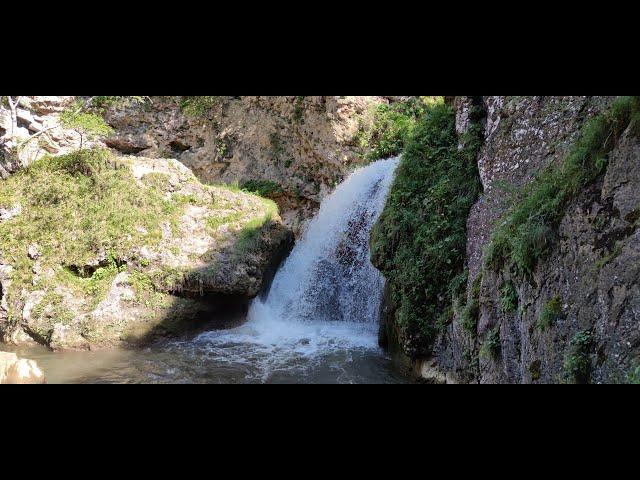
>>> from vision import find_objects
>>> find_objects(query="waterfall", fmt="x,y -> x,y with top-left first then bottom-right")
191,157 -> 400,381
251,157 -> 399,326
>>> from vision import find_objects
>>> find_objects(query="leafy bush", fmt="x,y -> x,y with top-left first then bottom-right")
485,96 -> 640,277
499,281 -> 518,313
479,327 -> 501,360
241,179 -> 283,198
60,105 -> 114,149
370,100 -> 484,353
181,96 -> 220,118
356,97 -> 441,162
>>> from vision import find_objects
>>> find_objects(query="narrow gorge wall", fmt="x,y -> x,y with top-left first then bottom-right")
425,96 -> 639,383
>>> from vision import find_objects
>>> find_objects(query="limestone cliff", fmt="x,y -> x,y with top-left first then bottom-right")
102,96 -> 389,232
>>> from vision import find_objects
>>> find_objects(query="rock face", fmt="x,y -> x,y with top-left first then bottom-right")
3,95 -> 392,232
102,96 -> 388,233
0,351 -> 45,384
0,96 -> 86,177
427,96 -> 640,383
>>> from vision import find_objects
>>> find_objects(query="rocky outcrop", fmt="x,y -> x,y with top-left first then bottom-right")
0,351 -> 45,384
0,154 -> 293,351
102,96 -> 389,233
3,96 -> 397,233
0,96 -> 85,177
427,96 -> 639,383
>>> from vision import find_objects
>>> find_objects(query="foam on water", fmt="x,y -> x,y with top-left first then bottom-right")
191,157 -> 400,382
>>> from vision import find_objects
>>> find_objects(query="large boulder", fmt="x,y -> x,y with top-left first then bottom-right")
0,153 -> 293,351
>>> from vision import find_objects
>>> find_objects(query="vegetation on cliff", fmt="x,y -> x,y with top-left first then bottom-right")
485,96 -> 640,277
354,97 -> 442,162
370,99 -> 484,355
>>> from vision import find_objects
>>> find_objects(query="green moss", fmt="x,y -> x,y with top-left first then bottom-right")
460,299 -> 480,335
269,132 -> 284,162
234,199 -> 278,257
627,364 -> 640,384
529,360 -> 542,381
32,291 -> 73,325
141,172 -> 171,191
293,96 -> 305,123
485,96 -> 640,277
181,96 -> 220,118
206,212 -> 242,231
371,100 -> 484,353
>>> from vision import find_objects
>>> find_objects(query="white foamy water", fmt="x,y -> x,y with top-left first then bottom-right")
191,157 -> 401,382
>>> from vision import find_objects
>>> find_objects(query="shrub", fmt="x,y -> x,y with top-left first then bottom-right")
564,330 -> 593,383
60,103 -> 114,149
499,281 -> 518,313
241,180 -> 283,198
357,97 -> 442,162
479,327 -> 501,360
536,295 -> 563,330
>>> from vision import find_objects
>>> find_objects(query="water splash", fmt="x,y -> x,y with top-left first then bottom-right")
193,157 -> 400,381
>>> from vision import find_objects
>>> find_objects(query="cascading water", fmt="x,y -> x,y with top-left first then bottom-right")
251,156 -> 399,326
187,157 -> 401,382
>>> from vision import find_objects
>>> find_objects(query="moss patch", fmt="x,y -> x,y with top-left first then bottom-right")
499,281 -> 518,314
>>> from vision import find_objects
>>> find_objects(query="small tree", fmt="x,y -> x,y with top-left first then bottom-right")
3,96 -> 21,136
60,103 -> 113,149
